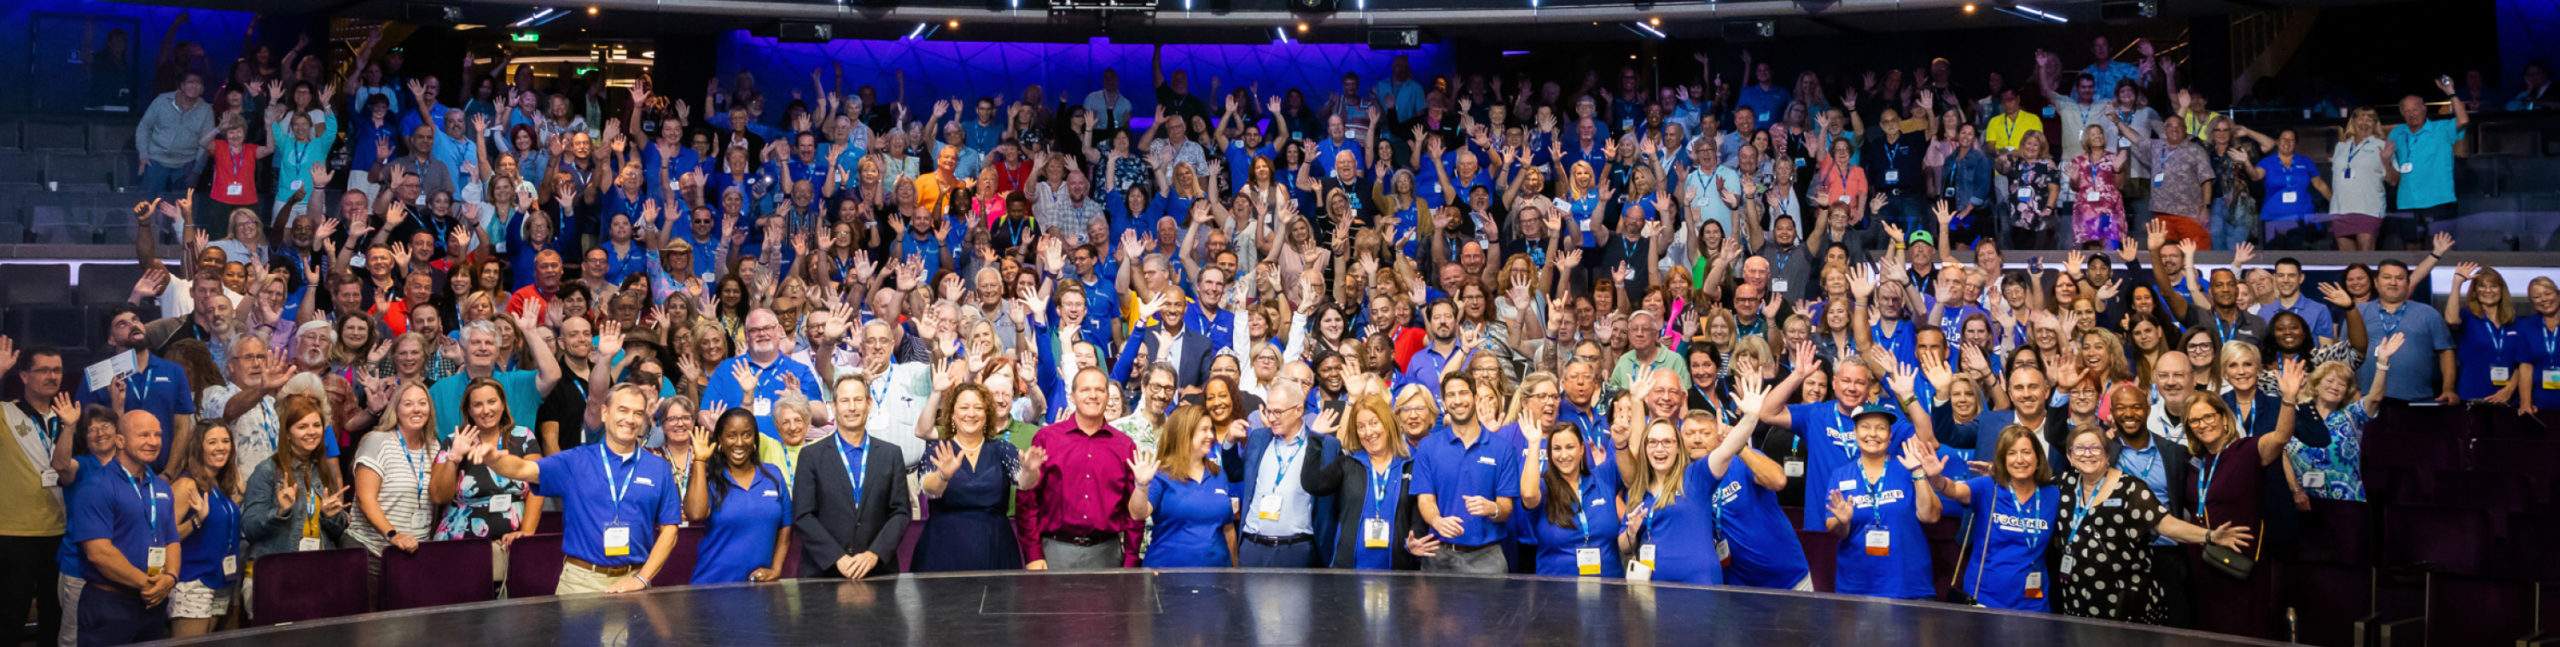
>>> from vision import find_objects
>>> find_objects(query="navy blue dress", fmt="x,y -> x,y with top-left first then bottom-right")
911,440 -> 1026,572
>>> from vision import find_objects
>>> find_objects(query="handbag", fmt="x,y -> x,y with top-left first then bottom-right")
2202,542 -> 2255,579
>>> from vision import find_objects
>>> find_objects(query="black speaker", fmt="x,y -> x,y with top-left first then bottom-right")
778,21 -> 834,43
1290,0 -> 1336,15
2102,0 -> 2161,21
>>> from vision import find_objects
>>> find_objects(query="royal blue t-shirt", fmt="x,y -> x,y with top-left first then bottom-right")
1525,468 -> 1623,578
65,464 -> 179,584
56,454 -> 112,575
1350,454 -> 1408,571
1790,402 -> 1914,531
2254,154 -> 2321,221
2524,320 -> 2560,410
1825,460 -> 1935,599
1712,451 -> 1811,588
1635,463 -> 1724,585
692,465 -> 792,584
1142,473 -> 1236,568
1954,476 -> 2059,611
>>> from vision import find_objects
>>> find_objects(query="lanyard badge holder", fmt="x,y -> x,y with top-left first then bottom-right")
1573,497 -> 1601,576
1626,498 -> 1658,582
1362,464 -> 1393,549
600,451 -> 640,558
298,477 -> 325,552
1861,478 -> 1891,557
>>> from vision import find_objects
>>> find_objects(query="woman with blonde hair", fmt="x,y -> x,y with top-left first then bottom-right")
1393,385 -> 1440,444
1304,394 -> 1423,570
2292,358 -> 2390,503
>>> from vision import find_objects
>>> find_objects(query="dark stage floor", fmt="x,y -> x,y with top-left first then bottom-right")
156,570 -> 2285,646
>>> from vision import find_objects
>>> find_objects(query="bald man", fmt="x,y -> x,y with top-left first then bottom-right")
65,412 -> 177,645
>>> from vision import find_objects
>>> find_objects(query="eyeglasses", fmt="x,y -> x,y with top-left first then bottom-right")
2068,445 -> 2105,456
1642,439 -> 1678,448
2186,341 -> 2215,351
1266,405 -> 1302,417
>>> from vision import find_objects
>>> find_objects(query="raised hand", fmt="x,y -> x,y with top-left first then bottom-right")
1899,436 -> 1942,476
2374,332 -> 2406,361
1826,491 -> 1855,527
2315,282 -> 2353,308
931,442 -> 963,477
316,486 -> 351,518
1127,446 -> 1159,487
1020,446 -> 1048,476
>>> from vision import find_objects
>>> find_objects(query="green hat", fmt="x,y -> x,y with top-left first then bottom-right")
1907,230 -> 1936,247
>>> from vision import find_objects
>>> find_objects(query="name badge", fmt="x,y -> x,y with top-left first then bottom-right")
1784,460 -> 1804,477
2301,471 -> 2326,489
224,182 -> 244,198
1883,170 -> 1900,185
1864,528 -> 1892,556
753,397 -> 773,417
297,537 -> 321,552
1576,547 -> 1602,576
2059,555 -> 2077,575
488,494 -> 515,511
2083,190 -> 2102,202
1256,509 -> 1281,522
2024,571 -> 2045,599
222,555 -> 238,577
2280,191 -> 2299,204
1363,519 -> 1390,549
40,471 -> 58,488
2542,368 -> 2560,390
2490,366 -> 2512,385
147,547 -> 168,575
603,524 -> 633,558
1772,279 -> 1790,294
1638,542 -> 1657,570
2015,186 -> 2034,201
2151,172 -> 2165,186
2397,162 -> 2414,173
1715,538 -> 1732,563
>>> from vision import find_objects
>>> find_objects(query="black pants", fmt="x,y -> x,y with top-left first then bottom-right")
2381,203 -> 2454,251
0,535 -> 61,646
2148,544 -> 2195,628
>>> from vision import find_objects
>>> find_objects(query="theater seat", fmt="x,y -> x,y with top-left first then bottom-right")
379,538 -> 497,611
250,548 -> 371,626
504,533 -> 566,598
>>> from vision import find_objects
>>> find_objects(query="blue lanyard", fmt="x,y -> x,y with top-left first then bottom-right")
2541,322 -> 2559,359
1364,455 -> 1399,519
1267,435 -> 1305,495
598,448 -> 640,521
1832,406 -> 1858,458
2066,479 -> 2101,546
394,433 -> 430,504
1859,469 -> 1890,530
122,466 -> 157,536
1571,473 -> 1595,548
127,360 -> 152,402
2194,451 -> 2222,520
839,435 -> 870,504
2478,319 -> 2506,354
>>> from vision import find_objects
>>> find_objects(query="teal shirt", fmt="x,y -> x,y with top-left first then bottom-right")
2386,118 -> 2462,209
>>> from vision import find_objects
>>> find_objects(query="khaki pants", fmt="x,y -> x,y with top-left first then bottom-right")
555,564 -> 618,595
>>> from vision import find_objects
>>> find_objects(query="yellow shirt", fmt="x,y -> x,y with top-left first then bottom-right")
1985,112 -> 2046,152
0,406 -> 65,536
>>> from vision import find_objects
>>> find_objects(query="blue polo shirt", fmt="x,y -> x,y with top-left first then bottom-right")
2526,320 -> 2560,410
1525,468 -> 1623,578
692,465 -> 791,584
2387,119 -> 2462,210
1410,423 -> 1524,547
532,443 -> 684,567
64,463 -> 178,584
1142,474 -> 1237,568
1635,462 -> 1724,585
2254,154 -> 2321,221
1714,453 -> 1811,588
1395,343 -> 1461,398
56,454 -> 112,575
697,354 -> 827,438
2454,317 -> 2523,400
77,354 -> 194,469
1789,401 -> 1915,531
2353,300 -> 2454,401
2254,297 -> 2338,342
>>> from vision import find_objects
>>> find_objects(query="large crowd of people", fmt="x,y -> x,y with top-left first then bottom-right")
3,12 -> 2556,647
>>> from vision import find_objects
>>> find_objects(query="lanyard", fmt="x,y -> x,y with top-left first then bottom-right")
2344,141 -> 2368,171
1571,474 -> 1595,548
394,433 -> 430,504
122,466 -> 157,536
2067,477 -> 2103,545
1365,455 -> 1400,519
1833,405 -> 1858,457
1267,435 -> 1306,496
2194,451 -> 2222,521
127,356 -> 152,402
2478,319 -> 2507,354
2542,322 -> 2559,359
598,448 -> 640,522
1860,468 -> 1890,529
838,435 -> 869,504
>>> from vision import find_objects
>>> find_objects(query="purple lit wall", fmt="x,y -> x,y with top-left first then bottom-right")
714,33 -> 1451,120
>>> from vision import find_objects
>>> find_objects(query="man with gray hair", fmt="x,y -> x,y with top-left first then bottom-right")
198,334 -> 283,488
429,313 -> 561,439
1608,309 -> 1689,395
1225,382 -> 1338,567
700,309 -> 825,439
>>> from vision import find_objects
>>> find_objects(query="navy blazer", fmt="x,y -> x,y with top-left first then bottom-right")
1113,324 -> 1220,389
1219,424 -> 1341,562
1300,446 -> 1423,570
792,435 -> 912,578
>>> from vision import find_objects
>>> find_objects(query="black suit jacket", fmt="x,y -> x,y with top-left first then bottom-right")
1299,447 -> 1423,571
793,434 -> 913,578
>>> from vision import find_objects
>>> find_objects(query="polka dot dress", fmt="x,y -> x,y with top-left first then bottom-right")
2054,471 -> 2169,625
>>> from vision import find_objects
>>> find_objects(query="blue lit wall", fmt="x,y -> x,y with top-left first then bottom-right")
713,33 -> 1452,119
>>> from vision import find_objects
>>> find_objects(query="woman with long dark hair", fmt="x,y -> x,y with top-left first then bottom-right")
165,423 -> 240,637
429,379 -> 542,542
683,408 -> 792,583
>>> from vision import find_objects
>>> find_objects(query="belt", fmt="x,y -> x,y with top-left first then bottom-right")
1242,533 -> 1314,546
1044,531 -> 1118,547
566,557 -> 641,577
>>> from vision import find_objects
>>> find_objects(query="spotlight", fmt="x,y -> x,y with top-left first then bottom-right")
947,18 -> 961,28
585,5 -> 599,16
1962,3 -> 1977,13
1296,22 -> 1309,32
1648,16 -> 1661,26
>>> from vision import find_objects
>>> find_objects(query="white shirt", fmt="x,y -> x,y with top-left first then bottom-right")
863,362 -> 932,460
1240,432 -> 1316,537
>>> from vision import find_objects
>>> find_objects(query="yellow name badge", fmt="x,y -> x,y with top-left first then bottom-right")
1576,548 -> 1602,576
146,547 -> 167,577
603,525 -> 632,558
2542,369 -> 2560,391
1362,519 -> 1389,549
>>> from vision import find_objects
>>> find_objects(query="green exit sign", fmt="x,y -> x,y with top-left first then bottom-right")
511,32 -> 540,43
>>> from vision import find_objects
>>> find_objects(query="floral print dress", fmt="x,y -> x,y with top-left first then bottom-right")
2009,159 -> 2060,234
434,425 -> 540,540
2068,154 -> 2125,247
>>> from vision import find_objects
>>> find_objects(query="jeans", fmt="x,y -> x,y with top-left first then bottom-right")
137,159 -> 199,199
2209,200 -> 2256,250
